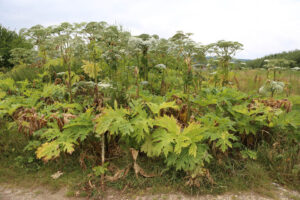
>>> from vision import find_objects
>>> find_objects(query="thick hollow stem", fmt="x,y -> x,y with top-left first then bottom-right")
136,77 -> 139,98
67,62 -> 72,103
101,134 -> 105,190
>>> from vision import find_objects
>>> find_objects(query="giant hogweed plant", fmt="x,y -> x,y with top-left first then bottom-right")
142,115 -> 212,172
207,40 -> 243,86
93,100 -> 212,174
258,59 -> 296,97
190,87 -> 299,159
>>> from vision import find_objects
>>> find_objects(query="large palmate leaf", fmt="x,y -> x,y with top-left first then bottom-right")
131,115 -> 153,143
145,115 -> 209,172
0,78 -> 15,92
141,134 -> 156,157
200,113 -> 237,152
41,84 -> 66,101
166,144 -> 211,171
35,110 -> 94,162
182,123 -> 207,157
81,60 -> 101,79
36,141 -> 60,162
95,106 -> 133,136
62,109 -> 94,141
0,90 -> 6,99
154,115 -> 181,135
146,101 -> 178,115
215,131 -> 238,152
152,128 -> 175,157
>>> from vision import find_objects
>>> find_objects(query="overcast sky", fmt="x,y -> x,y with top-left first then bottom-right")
0,0 -> 299,59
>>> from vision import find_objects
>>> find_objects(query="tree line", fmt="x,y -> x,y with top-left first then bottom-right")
247,49 -> 300,69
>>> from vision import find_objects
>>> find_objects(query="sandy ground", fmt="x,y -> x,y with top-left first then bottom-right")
0,183 -> 299,200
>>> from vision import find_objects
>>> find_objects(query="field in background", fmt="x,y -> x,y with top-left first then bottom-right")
234,69 -> 300,96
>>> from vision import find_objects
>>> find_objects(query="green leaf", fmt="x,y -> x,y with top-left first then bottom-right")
215,131 -> 237,152
232,104 -> 250,115
131,116 -> 153,143
152,128 -> 175,157
95,106 -> 132,136
0,90 -> 6,99
174,134 -> 191,154
166,144 -> 211,171
44,58 -> 62,69
241,149 -> 257,160
24,140 -> 42,152
141,134 -> 156,157
93,163 -> 109,177
147,101 -> 178,115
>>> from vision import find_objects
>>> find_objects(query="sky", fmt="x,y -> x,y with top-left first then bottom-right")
0,0 -> 299,59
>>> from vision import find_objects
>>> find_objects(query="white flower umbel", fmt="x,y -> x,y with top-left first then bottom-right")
98,82 -> 112,89
291,67 -> 300,71
155,64 -> 166,70
140,81 -> 149,85
259,80 -> 285,95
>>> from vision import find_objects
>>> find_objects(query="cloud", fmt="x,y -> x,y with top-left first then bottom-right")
1,0 -> 299,59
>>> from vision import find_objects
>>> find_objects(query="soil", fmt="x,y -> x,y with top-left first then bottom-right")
0,183 -> 299,200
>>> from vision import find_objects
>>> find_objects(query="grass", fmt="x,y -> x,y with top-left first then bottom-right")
285,193 -> 300,200
229,162 -> 275,198
0,143 -> 297,199
234,69 -> 300,96
0,159 -> 89,191
0,127 -> 90,194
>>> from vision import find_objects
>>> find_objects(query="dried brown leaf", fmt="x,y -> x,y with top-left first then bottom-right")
106,169 -> 125,182
130,148 -> 139,161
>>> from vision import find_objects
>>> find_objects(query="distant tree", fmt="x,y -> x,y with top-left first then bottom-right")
8,48 -> 37,66
0,25 -> 32,68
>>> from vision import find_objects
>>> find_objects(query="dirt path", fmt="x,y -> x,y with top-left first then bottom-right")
0,185 -> 74,200
0,183 -> 299,200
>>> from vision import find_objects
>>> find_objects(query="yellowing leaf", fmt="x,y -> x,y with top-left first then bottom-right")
154,115 -> 180,136
94,106 -> 132,136
188,143 -> 197,157
36,141 -> 60,162
62,142 -> 75,154
81,60 -> 101,79
147,101 -> 178,115
44,58 -> 62,69
0,91 -> 6,99
215,131 -> 237,152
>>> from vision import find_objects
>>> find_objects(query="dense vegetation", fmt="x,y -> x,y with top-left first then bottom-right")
0,25 -> 32,69
0,22 -> 299,197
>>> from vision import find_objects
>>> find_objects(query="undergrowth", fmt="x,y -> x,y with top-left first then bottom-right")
0,126 -> 299,198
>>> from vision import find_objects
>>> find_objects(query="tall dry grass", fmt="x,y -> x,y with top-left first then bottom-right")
233,69 -> 300,96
